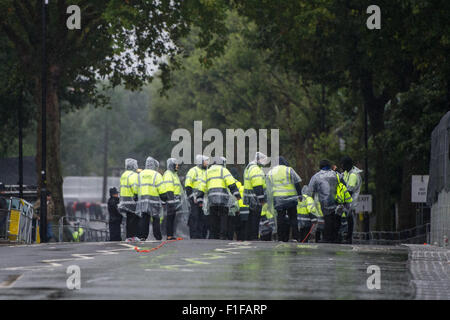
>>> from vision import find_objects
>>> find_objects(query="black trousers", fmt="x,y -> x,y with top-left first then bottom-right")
208,206 -> 229,240
315,230 -> 322,243
260,232 -> 272,241
188,200 -> 208,239
236,219 -> 248,241
299,227 -> 312,243
276,206 -> 299,242
166,206 -> 176,238
347,212 -> 354,244
247,206 -> 262,240
109,217 -> 122,241
138,213 -> 162,240
126,212 -> 139,239
228,215 -> 241,240
323,212 -> 338,243
335,214 -> 342,243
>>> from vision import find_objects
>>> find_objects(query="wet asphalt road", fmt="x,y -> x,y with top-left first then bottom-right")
0,239 -> 420,300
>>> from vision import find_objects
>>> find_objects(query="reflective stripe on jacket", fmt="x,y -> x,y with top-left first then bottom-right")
119,170 -> 138,198
243,163 -> 266,205
137,169 -> 164,216
268,165 -> 299,209
119,170 -> 138,213
205,165 -> 239,206
162,170 -> 182,196
185,166 -> 206,196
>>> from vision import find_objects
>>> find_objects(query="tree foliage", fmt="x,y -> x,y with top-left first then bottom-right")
233,0 -> 450,230
0,0 -> 230,217
1,1 -> 448,233
149,12 -> 364,181
150,3 -> 449,230
60,85 -> 170,176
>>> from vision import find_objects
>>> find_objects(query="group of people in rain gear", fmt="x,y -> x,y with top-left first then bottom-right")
109,157 -> 184,242
109,151 -> 362,243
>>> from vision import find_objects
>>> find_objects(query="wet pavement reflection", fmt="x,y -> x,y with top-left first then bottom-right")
0,240 -> 415,299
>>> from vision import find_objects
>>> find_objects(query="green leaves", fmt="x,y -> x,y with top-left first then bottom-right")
147,11 -> 357,179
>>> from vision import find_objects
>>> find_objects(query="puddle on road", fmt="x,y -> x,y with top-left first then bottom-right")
192,244 -> 415,299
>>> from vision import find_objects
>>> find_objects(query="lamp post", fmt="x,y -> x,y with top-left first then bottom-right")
18,86 -> 23,200
364,103 -> 369,233
39,0 -> 48,242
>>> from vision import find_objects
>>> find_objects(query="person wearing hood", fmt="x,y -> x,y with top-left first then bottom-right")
340,156 -> 362,244
185,155 -> 209,239
229,167 -> 245,240
297,185 -> 318,242
161,158 -> 183,240
118,158 -> 139,241
307,159 -> 340,243
243,152 -> 268,240
137,157 -> 170,241
267,156 -> 302,242
108,187 -> 122,241
203,156 -> 240,240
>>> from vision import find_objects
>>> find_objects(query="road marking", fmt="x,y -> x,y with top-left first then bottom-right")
96,250 -> 119,255
86,276 -> 113,284
145,242 -> 256,272
0,274 -> 23,289
0,244 -> 136,272
0,265 -> 59,271
296,244 -> 319,249
119,243 -> 139,249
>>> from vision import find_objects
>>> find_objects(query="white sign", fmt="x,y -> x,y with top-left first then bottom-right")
355,194 -> 372,213
411,175 -> 429,203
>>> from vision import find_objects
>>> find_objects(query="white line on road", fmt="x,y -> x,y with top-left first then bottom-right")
145,242 -> 256,272
0,274 -> 23,289
0,244 -> 136,272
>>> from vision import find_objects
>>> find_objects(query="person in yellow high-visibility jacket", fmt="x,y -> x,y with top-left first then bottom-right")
243,152 -> 269,240
184,154 -> 209,239
202,157 -> 240,240
267,156 -> 302,242
137,156 -> 171,241
297,186 -> 317,242
334,166 -> 353,244
230,166 -> 250,241
227,167 -> 244,240
185,155 -> 209,239
339,156 -> 362,244
161,158 -> 183,240
118,158 -> 139,241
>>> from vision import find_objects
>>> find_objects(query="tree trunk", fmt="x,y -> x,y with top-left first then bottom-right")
35,72 -> 65,223
360,73 -> 392,231
372,138 -> 391,231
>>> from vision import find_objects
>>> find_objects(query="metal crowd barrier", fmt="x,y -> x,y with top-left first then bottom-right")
86,219 -> 110,242
58,216 -> 111,242
353,223 -> 431,245
0,197 -> 38,244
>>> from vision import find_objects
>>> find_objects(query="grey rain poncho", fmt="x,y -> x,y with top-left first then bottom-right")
136,156 -> 163,217
307,169 -> 339,213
